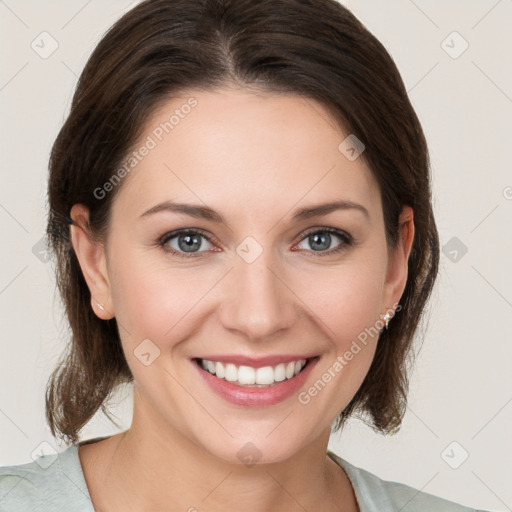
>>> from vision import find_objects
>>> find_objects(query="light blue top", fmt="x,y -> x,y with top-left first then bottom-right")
0,438 -> 491,511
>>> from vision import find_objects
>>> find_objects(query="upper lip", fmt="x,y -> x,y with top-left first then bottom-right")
193,354 -> 318,368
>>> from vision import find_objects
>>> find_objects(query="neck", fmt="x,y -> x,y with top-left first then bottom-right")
79,394 -> 358,512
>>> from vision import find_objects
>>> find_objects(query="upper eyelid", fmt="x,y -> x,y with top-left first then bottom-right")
160,227 -> 216,245
300,226 -> 351,239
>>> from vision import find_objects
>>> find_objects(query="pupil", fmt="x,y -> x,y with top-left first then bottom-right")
179,233 -> 201,252
310,232 -> 330,251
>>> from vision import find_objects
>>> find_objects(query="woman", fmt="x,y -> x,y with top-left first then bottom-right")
0,0 -> 492,510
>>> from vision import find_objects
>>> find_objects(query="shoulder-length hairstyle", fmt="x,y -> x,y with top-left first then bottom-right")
46,0 -> 439,444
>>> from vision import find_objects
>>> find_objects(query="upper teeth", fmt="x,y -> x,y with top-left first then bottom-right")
200,359 -> 307,386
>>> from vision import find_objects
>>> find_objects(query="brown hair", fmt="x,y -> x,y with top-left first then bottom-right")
46,0 -> 439,444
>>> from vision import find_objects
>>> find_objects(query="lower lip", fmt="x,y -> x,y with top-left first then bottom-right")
193,357 -> 319,407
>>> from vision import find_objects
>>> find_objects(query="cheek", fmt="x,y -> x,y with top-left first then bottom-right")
291,256 -> 386,411
294,258 -> 386,346
110,245 -> 386,343
108,246 -> 216,348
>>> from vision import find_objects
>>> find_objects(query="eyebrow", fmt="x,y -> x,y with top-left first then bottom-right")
140,199 -> 370,224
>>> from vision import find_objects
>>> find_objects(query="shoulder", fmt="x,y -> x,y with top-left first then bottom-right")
327,450 -> 493,512
0,444 -> 94,512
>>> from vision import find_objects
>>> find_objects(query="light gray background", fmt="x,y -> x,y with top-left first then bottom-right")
0,1 -> 511,510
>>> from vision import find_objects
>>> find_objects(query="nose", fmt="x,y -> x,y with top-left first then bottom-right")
219,251 -> 299,342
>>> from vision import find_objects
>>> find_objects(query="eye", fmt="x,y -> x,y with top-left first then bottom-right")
158,227 -> 354,259
159,229 -> 215,258
294,227 -> 353,256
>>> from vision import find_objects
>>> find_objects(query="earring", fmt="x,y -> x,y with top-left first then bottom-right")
383,312 -> 391,329
97,303 -> 105,311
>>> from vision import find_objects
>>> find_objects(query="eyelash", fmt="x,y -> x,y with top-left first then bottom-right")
158,227 -> 355,259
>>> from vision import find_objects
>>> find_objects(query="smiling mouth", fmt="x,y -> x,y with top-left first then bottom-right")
193,357 -> 318,388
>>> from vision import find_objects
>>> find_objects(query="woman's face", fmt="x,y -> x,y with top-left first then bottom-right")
72,87 -> 413,464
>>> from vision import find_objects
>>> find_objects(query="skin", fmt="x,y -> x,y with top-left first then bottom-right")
70,86 -> 414,512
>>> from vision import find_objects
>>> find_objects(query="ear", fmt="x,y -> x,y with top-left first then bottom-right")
381,205 -> 415,316
69,203 -> 115,320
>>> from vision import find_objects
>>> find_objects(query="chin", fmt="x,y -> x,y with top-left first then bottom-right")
192,425 -> 315,467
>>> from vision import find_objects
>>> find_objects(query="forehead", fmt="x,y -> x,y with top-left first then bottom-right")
113,87 -> 381,222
